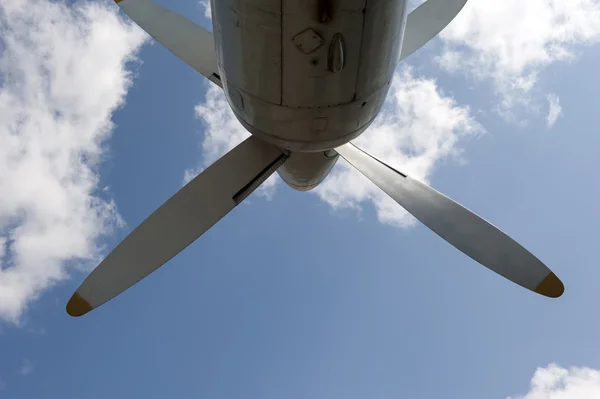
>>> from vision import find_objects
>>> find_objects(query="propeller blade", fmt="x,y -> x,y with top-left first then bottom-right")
115,0 -> 222,87
335,143 -> 564,298
400,0 -> 468,62
67,136 -> 287,317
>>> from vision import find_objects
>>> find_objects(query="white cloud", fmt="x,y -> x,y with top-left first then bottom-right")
436,0 -> 600,118
0,0 -> 146,323
19,359 -> 33,376
199,0 -> 211,20
186,83 -> 279,199
315,66 -> 482,227
508,364 -> 600,399
546,93 -> 563,128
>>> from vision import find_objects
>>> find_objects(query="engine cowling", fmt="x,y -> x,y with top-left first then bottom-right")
212,0 -> 408,152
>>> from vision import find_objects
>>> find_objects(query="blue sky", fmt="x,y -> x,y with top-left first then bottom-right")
2,0 -> 600,398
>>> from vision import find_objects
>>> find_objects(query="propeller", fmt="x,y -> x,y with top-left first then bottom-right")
64,0 -> 561,321
335,142 -> 564,298
66,136 -> 287,317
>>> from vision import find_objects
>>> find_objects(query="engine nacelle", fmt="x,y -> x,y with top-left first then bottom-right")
278,151 -> 339,191
211,0 -> 408,152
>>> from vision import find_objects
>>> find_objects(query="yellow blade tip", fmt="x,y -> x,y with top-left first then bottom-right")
535,272 -> 564,298
66,292 -> 93,317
